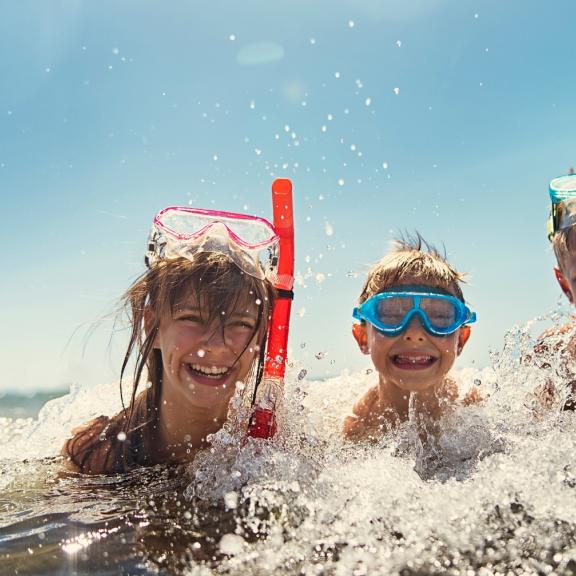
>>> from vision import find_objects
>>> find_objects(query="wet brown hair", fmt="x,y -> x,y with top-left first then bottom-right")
359,232 -> 467,304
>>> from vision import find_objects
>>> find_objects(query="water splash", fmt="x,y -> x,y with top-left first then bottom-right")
3,316 -> 576,573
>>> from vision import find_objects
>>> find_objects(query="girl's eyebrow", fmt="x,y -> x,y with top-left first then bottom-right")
175,304 -> 201,313
228,311 -> 258,320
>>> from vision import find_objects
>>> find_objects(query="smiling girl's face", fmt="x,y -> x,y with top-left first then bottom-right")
153,290 -> 263,410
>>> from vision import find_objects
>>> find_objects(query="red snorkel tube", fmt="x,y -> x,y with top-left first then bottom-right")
247,178 -> 294,439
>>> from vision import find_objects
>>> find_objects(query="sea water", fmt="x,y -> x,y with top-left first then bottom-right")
2,318 -> 576,575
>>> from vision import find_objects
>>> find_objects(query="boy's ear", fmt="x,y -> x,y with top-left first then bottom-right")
554,267 -> 574,303
144,307 -> 159,348
352,323 -> 370,355
457,325 -> 471,355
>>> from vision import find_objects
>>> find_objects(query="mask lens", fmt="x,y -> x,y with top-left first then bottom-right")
420,297 -> 457,328
159,209 -> 276,247
376,296 -> 413,326
147,207 -> 279,279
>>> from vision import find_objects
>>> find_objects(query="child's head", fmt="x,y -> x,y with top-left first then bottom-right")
353,234 -> 473,393
121,251 -> 275,423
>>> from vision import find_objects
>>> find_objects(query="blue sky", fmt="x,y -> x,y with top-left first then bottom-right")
1,0 -> 575,393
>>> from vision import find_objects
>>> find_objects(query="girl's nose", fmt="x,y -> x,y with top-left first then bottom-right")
202,324 -> 227,349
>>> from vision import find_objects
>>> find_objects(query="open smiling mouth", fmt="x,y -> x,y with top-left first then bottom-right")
184,363 -> 231,383
391,354 -> 438,369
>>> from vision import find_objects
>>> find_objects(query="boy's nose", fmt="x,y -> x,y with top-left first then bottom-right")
402,315 -> 426,341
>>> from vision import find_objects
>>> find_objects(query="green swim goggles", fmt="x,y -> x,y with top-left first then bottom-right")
353,287 -> 477,337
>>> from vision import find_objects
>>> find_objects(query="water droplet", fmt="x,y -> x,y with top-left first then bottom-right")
229,33 -> 236,41
197,349 -> 206,358
219,533 -> 245,555
224,491 -> 239,509
393,87 -> 400,95
325,222 -> 334,236
348,20 -> 355,28
315,351 -> 326,360
298,369 -> 308,381
117,432 -> 127,442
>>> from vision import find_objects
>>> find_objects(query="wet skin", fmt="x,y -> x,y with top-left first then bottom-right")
149,294 -> 262,462
344,279 -> 471,440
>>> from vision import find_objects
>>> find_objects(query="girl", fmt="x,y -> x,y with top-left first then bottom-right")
62,206 -> 278,474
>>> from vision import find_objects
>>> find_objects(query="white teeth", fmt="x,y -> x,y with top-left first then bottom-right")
396,355 -> 433,364
190,363 -> 229,376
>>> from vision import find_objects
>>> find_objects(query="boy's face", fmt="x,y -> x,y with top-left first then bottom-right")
555,253 -> 576,304
352,278 -> 470,393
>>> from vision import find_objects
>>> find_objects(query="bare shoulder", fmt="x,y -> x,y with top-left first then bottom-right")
61,413 -> 128,475
352,385 -> 380,418
524,322 -> 576,371
535,322 -> 576,353
342,385 -> 381,440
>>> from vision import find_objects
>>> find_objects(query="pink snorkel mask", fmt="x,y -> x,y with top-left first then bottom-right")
145,207 -> 280,280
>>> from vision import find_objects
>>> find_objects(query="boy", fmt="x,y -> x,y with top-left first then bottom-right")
532,172 -> 576,409
343,235 -> 478,441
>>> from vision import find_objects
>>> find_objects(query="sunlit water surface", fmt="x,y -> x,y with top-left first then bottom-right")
2,318 -> 576,575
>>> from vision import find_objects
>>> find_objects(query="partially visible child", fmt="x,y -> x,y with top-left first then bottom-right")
342,235 -> 479,441
532,173 -> 576,410
62,206 -> 277,474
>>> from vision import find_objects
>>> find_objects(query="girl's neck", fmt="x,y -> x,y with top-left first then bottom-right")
152,385 -> 229,465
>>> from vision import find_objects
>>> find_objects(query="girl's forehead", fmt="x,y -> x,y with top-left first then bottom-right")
172,289 -> 260,315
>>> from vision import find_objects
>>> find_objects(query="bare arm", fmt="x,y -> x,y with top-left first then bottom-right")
61,414 -> 128,475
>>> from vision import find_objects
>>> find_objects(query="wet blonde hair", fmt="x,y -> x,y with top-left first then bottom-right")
359,233 -> 467,304
552,226 -> 576,271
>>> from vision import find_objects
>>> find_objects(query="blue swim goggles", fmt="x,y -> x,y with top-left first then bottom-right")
353,287 -> 477,337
